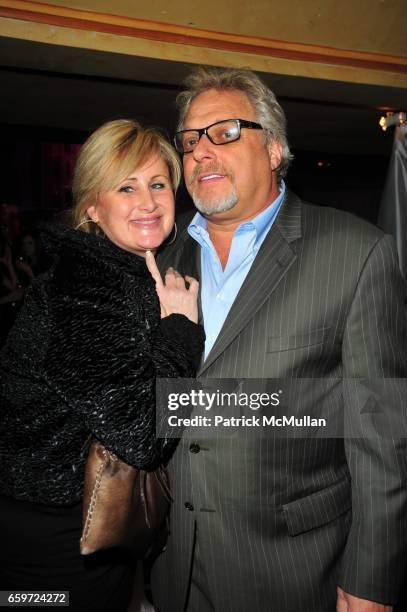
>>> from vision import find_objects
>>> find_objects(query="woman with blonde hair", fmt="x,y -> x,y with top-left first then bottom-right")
0,119 -> 204,611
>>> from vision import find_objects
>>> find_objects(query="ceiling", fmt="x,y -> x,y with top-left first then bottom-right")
0,0 -> 406,158
34,0 -> 407,57
0,35 -> 404,158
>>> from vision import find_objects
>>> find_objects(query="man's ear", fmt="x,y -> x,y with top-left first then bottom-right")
86,204 -> 98,222
268,141 -> 283,172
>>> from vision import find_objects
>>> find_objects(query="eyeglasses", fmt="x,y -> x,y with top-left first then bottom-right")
173,118 -> 263,154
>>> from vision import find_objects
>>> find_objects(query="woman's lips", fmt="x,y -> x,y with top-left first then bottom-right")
130,216 -> 161,227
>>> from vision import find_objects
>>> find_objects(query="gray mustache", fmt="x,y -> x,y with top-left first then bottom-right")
189,163 -> 231,185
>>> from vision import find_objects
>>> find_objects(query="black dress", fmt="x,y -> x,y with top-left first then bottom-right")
0,224 -> 204,611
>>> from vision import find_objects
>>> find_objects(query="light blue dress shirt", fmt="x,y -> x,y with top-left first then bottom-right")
188,181 -> 286,359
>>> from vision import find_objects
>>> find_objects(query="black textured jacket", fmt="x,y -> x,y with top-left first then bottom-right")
0,224 -> 204,506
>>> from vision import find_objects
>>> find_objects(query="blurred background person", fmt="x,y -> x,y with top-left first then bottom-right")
0,230 -> 23,345
13,230 -> 50,289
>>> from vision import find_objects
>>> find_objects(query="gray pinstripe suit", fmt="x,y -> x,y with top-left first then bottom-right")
152,191 -> 407,612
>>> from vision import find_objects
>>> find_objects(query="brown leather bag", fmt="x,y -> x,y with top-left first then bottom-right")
80,439 -> 172,558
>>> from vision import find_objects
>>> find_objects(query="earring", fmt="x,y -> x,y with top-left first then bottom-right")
165,222 -> 178,246
75,218 -> 98,230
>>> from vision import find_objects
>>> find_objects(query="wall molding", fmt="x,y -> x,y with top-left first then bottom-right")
0,0 -> 406,75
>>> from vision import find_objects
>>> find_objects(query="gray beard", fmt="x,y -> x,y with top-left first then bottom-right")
191,189 -> 238,215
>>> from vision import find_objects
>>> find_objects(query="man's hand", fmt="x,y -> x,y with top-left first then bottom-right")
337,587 -> 393,611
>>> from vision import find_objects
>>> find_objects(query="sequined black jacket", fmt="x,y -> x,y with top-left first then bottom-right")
0,224 -> 204,506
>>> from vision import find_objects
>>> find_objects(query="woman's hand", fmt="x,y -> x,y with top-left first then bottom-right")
145,250 -> 199,323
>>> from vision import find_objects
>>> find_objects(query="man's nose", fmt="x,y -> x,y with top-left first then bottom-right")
192,133 -> 216,162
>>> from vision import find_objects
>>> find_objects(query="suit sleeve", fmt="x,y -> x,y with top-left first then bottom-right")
338,234 -> 407,604
42,276 -> 204,470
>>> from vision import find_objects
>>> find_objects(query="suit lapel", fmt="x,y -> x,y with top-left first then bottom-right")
177,238 -> 203,324
176,235 -> 201,280
199,191 -> 302,375
157,212 -> 197,277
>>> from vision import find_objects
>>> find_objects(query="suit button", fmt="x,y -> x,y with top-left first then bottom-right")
184,502 -> 194,511
189,443 -> 200,454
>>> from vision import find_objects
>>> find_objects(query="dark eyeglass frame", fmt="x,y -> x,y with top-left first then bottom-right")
173,118 -> 263,154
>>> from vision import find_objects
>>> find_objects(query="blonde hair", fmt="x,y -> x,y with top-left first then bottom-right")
176,67 -> 293,179
72,119 -> 181,233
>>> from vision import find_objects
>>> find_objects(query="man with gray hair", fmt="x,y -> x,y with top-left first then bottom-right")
152,66 -> 407,612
